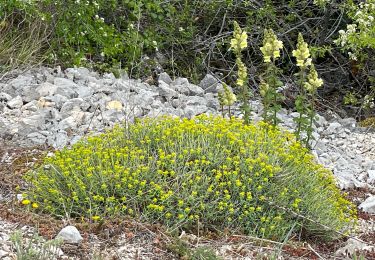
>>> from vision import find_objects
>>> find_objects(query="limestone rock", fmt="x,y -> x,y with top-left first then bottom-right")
56,226 -> 83,244
7,96 -> 23,109
359,196 -> 375,214
199,74 -> 218,93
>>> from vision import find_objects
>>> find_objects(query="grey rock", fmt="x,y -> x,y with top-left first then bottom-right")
75,86 -> 94,98
186,96 -> 207,106
158,81 -> 178,98
151,99 -> 164,109
325,122 -> 342,135
101,110 -> 126,123
334,171 -> 356,190
65,67 -> 92,82
58,116 -> 79,130
70,135 -> 83,145
21,85 -> 40,102
133,90 -> 159,108
172,96 -> 207,109
368,170 -> 375,184
313,141 -> 327,155
289,112 -> 300,118
158,72 -> 173,84
186,84 -> 204,96
359,196 -> 375,214
21,114 -> 45,128
54,77 -> 78,89
338,117 -> 356,128
314,114 -> 328,128
44,94 -> 68,109
7,96 -> 23,109
170,78 -> 190,95
60,98 -> 84,114
27,132 -> 48,145
38,107 -> 62,123
21,100 -> 39,112
183,105 -> 208,118
0,92 -> 12,102
36,82 -> 58,97
9,75 -> 34,89
335,238 -> 374,257
199,74 -> 218,93
170,78 -> 204,96
49,131 -> 69,148
95,85 -> 116,95
53,78 -> 78,98
0,249 -> 8,258
205,93 -> 220,110
101,73 -> 116,85
56,226 -> 83,244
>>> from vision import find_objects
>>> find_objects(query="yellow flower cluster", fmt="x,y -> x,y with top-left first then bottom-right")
304,64 -> 323,93
236,58 -> 247,87
23,115 -> 356,241
292,33 -> 312,68
218,83 -> 237,106
260,29 -> 283,63
230,21 -> 248,52
259,81 -> 269,97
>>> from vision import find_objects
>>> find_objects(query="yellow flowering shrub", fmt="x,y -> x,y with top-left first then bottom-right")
23,115 -> 356,241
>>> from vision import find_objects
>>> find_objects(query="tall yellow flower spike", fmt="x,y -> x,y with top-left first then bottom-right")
260,29 -> 283,63
304,64 -> 323,93
292,33 -> 312,68
231,21 -> 248,53
236,58 -> 247,87
218,84 -> 237,106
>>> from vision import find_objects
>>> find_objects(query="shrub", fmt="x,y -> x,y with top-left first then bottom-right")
0,1 -> 50,72
23,115 -> 356,241
10,230 -> 63,260
359,117 -> 375,127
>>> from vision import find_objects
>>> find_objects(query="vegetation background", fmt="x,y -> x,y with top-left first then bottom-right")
1,0 -> 374,121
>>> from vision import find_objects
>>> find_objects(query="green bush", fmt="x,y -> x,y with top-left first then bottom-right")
10,230 -> 63,260
0,1 -> 50,72
2,1 -> 367,81
23,115 -> 356,241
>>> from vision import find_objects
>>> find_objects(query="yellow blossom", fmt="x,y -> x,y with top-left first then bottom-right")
92,215 -> 100,221
260,29 -> 283,63
304,64 -> 323,93
218,84 -> 237,107
21,199 -> 31,205
231,21 -> 248,51
292,33 -> 311,68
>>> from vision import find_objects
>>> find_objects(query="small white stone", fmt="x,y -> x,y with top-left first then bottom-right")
0,249 -> 9,258
16,194 -> 23,202
56,226 -> 83,244
359,196 -> 375,214
335,238 -> 374,257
